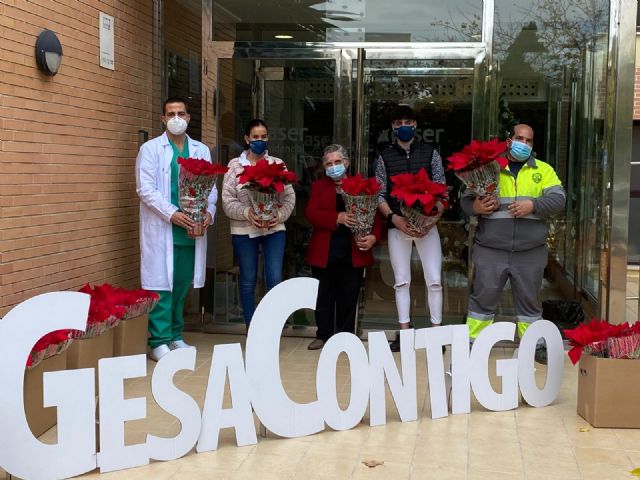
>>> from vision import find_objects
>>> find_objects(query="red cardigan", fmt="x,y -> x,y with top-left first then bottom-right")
305,176 -> 383,269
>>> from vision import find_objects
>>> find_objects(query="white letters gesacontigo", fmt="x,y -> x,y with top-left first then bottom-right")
245,277 -> 324,438
97,355 -> 148,473
0,283 -> 569,480
0,292 -> 96,480
470,322 -> 519,411
368,329 -> 417,426
518,320 -> 565,407
197,343 -> 257,452
316,332 -> 370,431
148,348 -> 202,460
415,326 -> 451,419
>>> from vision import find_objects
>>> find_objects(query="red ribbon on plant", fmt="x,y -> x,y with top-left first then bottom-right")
390,168 -> 448,215
237,159 -> 298,193
341,174 -> 381,196
447,138 -> 508,172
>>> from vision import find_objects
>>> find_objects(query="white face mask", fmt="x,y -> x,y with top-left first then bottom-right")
166,116 -> 188,135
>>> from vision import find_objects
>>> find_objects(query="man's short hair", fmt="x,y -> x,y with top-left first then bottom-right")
163,96 -> 189,115
390,105 -> 416,123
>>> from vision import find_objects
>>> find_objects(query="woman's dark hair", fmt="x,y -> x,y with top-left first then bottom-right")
244,118 -> 269,136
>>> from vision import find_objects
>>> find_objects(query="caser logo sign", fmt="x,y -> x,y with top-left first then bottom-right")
0,278 -> 564,480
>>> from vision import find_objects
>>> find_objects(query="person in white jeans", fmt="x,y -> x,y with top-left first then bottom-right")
375,105 -> 447,351
387,227 -> 443,326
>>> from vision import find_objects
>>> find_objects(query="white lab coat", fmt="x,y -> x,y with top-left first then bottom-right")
135,132 -> 217,291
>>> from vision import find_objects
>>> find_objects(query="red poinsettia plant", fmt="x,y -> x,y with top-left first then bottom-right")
84,284 -> 159,320
178,157 -> 228,177
341,174 -> 382,196
447,138 -> 508,172
26,284 -> 160,367
73,284 -> 127,338
563,319 -> 640,364
340,174 -> 381,239
178,158 -> 227,236
390,168 -> 449,216
27,329 -> 74,369
237,159 -> 298,194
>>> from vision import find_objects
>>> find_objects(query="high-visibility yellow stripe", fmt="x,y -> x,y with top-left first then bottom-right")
517,322 -> 530,338
466,316 -> 493,339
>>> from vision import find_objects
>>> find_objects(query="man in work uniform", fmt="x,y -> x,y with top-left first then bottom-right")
461,124 -> 565,363
136,97 -> 217,361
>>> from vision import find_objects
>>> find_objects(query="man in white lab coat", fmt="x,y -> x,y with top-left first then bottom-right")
135,97 -> 217,361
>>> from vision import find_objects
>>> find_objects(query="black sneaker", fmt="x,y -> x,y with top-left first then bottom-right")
389,332 -> 400,352
534,346 -> 548,365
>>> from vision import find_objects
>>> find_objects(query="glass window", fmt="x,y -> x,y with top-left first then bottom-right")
493,0 -> 610,302
165,0 -> 203,140
212,0 -> 483,42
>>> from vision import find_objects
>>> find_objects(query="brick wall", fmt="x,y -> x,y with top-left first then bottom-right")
0,0 -> 154,316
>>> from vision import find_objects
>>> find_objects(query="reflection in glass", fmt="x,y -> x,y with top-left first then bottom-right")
493,0 -> 609,304
212,0 -> 482,42
165,0 -> 202,140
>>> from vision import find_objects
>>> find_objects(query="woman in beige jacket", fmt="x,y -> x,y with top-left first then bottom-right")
222,119 -> 296,326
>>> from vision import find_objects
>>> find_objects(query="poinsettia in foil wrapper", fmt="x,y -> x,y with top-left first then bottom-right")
607,333 -> 640,359
447,138 -> 508,198
27,329 -> 74,370
390,168 -> 448,236
563,319 -> 640,364
340,174 -> 381,240
83,284 -> 160,320
73,284 -> 126,339
237,159 -> 297,221
178,157 -> 228,236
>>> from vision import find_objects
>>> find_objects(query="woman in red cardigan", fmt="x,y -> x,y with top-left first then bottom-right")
306,144 -> 382,350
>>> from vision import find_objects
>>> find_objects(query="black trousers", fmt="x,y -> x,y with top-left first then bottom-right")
312,260 -> 364,342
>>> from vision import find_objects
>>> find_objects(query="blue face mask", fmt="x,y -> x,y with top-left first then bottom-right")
394,125 -> 416,142
326,164 -> 346,180
510,141 -> 532,162
249,140 -> 268,155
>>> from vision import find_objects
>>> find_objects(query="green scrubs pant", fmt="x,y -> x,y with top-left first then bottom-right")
148,244 -> 195,348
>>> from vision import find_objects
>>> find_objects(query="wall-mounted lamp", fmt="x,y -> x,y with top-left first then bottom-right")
35,29 -> 63,76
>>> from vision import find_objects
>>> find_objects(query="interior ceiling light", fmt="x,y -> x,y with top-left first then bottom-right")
274,34 -> 293,39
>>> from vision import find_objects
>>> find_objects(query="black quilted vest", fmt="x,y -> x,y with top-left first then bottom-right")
382,141 -> 434,218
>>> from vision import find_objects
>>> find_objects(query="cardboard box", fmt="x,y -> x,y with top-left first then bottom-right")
113,314 -> 148,357
577,354 -> 640,428
66,329 -> 115,391
24,351 -> 67,437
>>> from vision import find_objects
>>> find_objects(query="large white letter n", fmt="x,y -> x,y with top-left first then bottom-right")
0,292 -> 96,480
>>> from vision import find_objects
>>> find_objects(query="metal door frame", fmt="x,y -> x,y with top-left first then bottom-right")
209,42 -> 490,174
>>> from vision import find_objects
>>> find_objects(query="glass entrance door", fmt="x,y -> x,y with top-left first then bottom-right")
210,45 -> 485,330
358,56 -> 476,330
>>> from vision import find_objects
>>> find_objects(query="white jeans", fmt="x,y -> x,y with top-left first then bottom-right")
387,227 -> 443,325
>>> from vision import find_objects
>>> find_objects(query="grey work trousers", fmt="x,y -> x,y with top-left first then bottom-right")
466,243 -> 547,339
